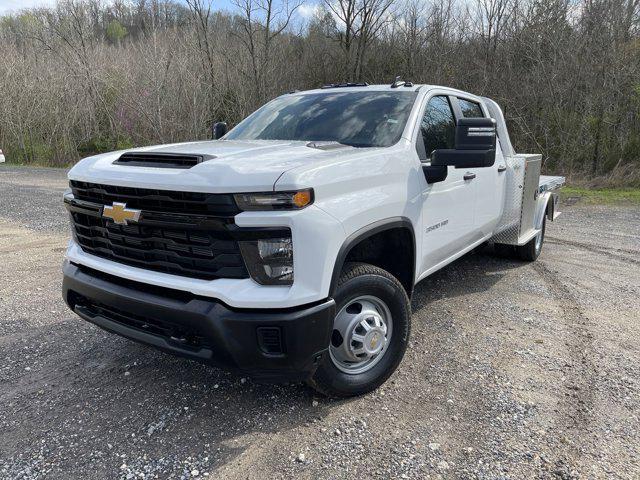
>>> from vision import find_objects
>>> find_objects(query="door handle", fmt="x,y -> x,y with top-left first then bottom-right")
463,172 -> 476,181
497,165 -> 507,172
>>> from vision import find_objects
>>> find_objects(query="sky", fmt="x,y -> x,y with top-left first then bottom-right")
0,0 -> 57,14
0,0 -> 321,17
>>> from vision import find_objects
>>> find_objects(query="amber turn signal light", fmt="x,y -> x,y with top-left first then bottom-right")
234,189 -> 314,211
292,190 -> 312,208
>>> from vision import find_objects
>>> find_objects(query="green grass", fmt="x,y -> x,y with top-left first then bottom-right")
561,186 -> 640,205
0,161 -> 70,170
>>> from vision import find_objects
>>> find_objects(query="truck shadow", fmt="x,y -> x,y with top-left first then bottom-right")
411,245 -> 526,311
7,321 -> 327,477
5,245 -> 530,477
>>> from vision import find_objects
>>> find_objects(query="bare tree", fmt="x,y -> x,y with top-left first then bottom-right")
0,0 -> 638,186
231,0 -> 301,102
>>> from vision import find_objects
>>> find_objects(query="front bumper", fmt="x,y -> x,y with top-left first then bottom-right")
62,262 -> 335,382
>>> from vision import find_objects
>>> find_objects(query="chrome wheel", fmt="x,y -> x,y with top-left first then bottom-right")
329,295 -> 393,374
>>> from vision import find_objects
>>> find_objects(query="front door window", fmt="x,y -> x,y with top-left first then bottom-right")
419,96 -> 455,159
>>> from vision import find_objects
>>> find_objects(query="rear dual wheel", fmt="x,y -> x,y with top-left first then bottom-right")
495,216 -> 546,262
308,263 -> 411,398
517,215 -> 546,261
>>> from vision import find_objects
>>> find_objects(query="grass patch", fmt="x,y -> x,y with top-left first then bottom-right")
1,156 -> 75,168
561,186 -> 640,205
0,162 -> 70,170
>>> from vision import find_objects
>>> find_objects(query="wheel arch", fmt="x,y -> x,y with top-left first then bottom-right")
535,191 -> 556,230
329,217 -> 416,298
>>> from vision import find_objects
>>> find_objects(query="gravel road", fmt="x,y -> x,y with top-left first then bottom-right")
1,165 -> 638,479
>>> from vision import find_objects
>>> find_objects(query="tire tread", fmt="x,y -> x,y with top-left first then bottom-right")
307,262 -> 411,398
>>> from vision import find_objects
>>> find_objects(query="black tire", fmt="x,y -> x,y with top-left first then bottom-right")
516,215 -> 546,261
307,262 -> 411,398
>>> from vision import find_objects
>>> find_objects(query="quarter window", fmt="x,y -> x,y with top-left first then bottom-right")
420,96 -> 455,158
458,98 -> 484,118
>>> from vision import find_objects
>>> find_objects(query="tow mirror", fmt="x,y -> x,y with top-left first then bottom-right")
432,118 -> 497,169
212,122 -> 228,140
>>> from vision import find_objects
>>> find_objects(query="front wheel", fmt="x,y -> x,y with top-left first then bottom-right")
307,262 -> 411,398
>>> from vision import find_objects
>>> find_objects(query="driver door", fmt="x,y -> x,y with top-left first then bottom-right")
418,94 -> 477,274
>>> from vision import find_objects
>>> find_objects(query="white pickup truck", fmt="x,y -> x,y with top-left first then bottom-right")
62,81 -> 564,397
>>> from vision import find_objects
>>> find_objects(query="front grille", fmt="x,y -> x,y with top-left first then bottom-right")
70,210 -> 248,280
70,180 -> 240,216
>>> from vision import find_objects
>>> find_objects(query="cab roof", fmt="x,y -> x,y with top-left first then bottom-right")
291,84 -> 482,99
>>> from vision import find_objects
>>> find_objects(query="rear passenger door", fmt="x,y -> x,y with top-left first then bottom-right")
453,96 -> 505,235
417,94 -> 477,273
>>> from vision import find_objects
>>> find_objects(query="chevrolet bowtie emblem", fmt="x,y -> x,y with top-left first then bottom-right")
102,202 -> 141,225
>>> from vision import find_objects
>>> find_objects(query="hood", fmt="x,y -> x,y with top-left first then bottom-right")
68,139 -> 361,193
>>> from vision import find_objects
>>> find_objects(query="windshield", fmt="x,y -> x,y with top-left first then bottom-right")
225,91 -> 418,148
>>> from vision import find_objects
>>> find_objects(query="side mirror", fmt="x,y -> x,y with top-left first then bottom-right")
422,165 -> 448,184
212,122 -> 228,140
432,118 -> 497,169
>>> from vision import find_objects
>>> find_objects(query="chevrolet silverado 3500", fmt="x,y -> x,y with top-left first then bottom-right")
62,81 -> 564,397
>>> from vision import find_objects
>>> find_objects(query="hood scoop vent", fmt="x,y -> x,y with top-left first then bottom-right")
113,152 -> 214,169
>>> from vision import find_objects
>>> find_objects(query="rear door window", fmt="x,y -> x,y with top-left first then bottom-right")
419,96 -> 456,158
458,98 -> 484,118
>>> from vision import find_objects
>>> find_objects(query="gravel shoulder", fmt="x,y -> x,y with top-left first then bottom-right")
1,166 -> 638,479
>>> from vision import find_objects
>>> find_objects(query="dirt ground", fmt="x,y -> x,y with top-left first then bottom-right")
0,166 -> 638,479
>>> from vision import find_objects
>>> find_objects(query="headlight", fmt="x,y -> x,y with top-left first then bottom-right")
239,237 -> 293,285
234,189 -> 313,211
